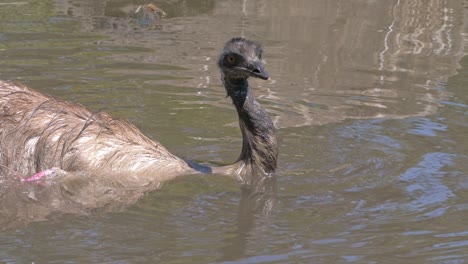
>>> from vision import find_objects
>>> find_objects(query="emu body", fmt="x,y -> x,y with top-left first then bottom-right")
0,81 -> 195,186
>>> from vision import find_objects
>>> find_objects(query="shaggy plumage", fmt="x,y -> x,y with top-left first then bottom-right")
0,81 -> 191,186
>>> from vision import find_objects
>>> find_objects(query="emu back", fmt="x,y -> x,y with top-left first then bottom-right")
0,81 -> 185,181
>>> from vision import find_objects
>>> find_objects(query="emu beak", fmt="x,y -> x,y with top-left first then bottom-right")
248,60 -> 269,80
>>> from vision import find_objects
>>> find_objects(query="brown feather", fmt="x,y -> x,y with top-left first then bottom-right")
0,81 -> 194,186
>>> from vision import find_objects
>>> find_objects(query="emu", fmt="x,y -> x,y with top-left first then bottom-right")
0,38 -> 278,192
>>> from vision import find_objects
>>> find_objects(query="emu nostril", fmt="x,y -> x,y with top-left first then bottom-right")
248,65 -> 269,80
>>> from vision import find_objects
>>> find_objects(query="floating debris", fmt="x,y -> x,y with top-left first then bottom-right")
134,3 -> 167,27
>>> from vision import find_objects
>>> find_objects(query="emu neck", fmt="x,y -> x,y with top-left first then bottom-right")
220,77 -> 278,179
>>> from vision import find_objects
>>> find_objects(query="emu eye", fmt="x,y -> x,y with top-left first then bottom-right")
226,54 -> 236,65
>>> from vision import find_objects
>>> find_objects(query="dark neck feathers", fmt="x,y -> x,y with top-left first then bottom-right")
223,76 -> 278,176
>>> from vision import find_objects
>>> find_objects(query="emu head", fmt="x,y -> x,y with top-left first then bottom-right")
218,37 -> 269,81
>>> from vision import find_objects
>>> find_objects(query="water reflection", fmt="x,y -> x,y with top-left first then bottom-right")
47,0 -> 467,129
400,152 -> 456,214
407,117 -> 448,137
221,177 -> 276,261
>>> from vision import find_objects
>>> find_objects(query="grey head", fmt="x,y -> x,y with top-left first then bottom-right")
218,37 -> 269,81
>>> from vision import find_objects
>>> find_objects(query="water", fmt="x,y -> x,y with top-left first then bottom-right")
0,0 -> 467,263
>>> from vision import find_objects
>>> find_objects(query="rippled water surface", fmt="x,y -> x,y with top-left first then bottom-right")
1,0 -> 468,263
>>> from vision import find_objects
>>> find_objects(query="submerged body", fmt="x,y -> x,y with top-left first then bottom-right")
0,80 -> 196,186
